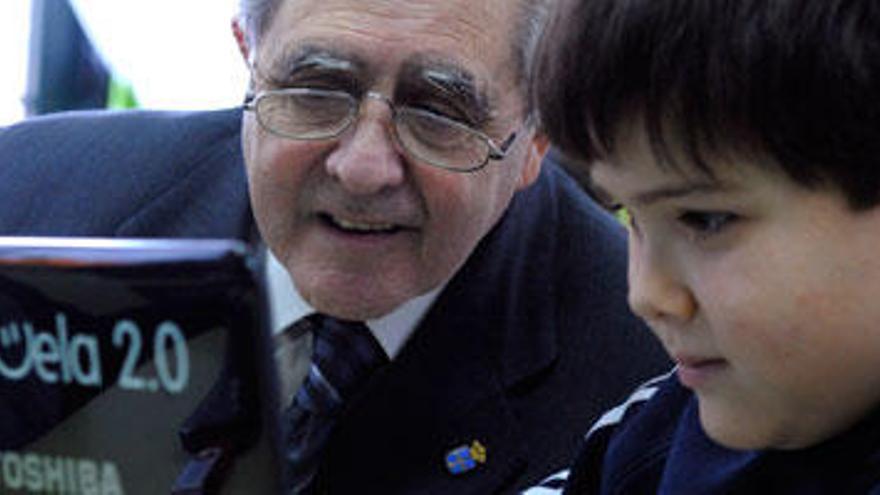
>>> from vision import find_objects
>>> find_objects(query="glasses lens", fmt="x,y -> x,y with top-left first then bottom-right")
395,108 -> 488,170
256,90 -> 353,139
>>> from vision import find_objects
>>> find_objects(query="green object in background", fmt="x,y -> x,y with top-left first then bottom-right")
106,76 -> 138,109
615,207 -> 631,228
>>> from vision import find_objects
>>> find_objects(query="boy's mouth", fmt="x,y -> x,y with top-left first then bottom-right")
674,355 -> 728,389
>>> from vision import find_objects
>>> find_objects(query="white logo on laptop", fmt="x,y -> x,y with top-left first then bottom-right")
0,313 -> 190,394
0,451 -> 124,495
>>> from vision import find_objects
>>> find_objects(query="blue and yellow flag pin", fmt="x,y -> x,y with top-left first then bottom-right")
445,440 -> 487,475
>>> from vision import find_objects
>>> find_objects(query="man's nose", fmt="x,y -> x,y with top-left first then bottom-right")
324,100 -> 405,195
627,236 -> 697,325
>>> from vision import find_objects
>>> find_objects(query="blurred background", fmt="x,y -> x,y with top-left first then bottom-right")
0,0 -> 249,126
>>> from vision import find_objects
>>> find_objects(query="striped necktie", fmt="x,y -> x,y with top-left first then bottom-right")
281,314 -> 389,494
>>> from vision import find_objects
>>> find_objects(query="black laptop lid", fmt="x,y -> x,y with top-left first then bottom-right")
0,238 -> 283,495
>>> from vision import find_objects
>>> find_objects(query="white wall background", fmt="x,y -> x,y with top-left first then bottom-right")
0,2 -> 33,126
1,0 -> 249,126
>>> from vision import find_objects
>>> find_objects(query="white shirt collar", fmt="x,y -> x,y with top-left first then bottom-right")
265,249 -> 442,359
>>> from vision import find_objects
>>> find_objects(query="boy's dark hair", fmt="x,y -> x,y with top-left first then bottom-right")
535,0 -> 880,209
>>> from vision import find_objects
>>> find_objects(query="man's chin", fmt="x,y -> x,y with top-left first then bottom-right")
314,302 -> 392,322
289,259 -> 430,320
301,285 -> 405,321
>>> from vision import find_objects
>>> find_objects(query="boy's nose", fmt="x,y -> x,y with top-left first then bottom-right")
627,237 -> 697,325
324,100 -> 405,196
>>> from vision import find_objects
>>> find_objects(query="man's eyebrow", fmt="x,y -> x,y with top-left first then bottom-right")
397,56 -> 491,124
264,44 -> 365,82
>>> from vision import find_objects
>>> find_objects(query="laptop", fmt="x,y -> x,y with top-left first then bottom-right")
0,237 -> 289,495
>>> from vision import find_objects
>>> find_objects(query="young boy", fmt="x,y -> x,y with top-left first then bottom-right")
528,0 -> 880,493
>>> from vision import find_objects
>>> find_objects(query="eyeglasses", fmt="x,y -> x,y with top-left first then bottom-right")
243,88 -> 522,173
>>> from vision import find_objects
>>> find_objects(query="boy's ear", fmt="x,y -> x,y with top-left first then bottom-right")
516,131 -> 550,190
231,17 -> 250,64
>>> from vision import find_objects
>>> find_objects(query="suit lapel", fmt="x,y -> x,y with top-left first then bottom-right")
114,112 -> 254,240
321,289 -> 530,494
321,177 -> 562,493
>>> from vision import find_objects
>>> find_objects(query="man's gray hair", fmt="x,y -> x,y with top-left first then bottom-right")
237,0 -> 277,51
238,0 -> 552,114
512,0 -> 552,116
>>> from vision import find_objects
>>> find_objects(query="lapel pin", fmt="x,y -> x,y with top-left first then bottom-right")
445,440 -> 487,475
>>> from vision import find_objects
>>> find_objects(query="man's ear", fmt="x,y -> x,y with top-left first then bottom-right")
516,131 -> 550,190
232,17 -> 250,64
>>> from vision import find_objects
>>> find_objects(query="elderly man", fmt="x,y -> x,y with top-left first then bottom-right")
0,0 -> 668,492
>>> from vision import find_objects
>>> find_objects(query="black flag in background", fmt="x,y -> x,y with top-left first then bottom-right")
26,0 -> 110,115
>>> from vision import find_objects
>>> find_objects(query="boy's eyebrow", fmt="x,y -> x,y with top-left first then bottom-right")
631,181 -> 736,206
589,180 -> 738,208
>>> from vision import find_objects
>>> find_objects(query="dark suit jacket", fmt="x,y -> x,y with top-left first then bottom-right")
0,108 -> 670,493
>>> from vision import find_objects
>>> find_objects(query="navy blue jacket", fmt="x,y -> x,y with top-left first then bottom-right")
557,374 -> 880,494
0,108 -> 670,493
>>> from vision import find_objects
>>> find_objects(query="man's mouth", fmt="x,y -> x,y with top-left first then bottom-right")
319,213 -> 404,235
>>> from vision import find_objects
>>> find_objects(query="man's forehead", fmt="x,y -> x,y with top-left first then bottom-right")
258,0 -> 515,82
272,0 -> 513,33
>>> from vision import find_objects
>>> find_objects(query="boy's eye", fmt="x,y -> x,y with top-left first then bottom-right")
677,210 -> 738,236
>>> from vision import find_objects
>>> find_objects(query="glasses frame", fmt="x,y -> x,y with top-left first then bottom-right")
243,87 -> 523,173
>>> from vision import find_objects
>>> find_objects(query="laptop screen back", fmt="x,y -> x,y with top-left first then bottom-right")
0,238 -> 283,495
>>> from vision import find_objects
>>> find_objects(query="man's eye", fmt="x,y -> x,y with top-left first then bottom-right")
677,211 -> 738,236
294,82 -> 354,94
286,72 -> 360,94
411,100 -> 472,126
